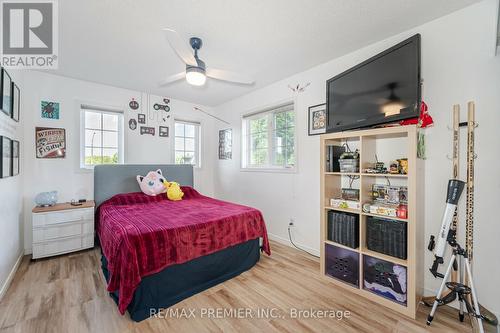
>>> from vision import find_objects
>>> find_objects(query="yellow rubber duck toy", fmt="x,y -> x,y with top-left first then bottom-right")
163,181 -> 184,201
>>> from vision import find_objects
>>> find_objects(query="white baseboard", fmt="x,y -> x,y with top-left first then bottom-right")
0,251 -> 24,301
268,232 -> 320,257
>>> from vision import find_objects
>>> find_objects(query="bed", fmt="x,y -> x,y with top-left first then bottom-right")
94,164 -> 270,322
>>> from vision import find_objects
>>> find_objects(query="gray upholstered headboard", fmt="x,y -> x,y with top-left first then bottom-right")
93,164 -> 194,208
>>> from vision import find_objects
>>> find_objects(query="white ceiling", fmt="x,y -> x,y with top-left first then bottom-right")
54,0 -> 479,106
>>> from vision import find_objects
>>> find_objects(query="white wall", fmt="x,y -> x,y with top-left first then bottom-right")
214,0 -> 500,315
0,69 -> 24,297
21,71 -> 216,253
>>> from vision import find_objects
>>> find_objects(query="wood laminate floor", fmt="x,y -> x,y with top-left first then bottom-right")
0,241 -> 481,333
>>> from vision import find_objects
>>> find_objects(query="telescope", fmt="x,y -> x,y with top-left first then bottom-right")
429,179 -> 465,277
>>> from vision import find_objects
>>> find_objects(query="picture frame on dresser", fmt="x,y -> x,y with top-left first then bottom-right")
1,68 -> 13,117
0,136 -> 12,178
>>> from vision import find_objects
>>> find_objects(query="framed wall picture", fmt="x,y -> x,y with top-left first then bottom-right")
1,68 -> 13,117
308,103 -> 327,136
11,140 -> 19,176
11,83 -> 20,122
35,127 -> 66,158
218,128 -> 232,160
0,136 -> 12,178
41,101 -> 60,119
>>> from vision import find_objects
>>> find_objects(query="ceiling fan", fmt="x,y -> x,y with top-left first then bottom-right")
159,29 -> 255,87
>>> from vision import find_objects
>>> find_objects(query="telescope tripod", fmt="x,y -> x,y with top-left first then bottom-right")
427,243 -> 484,333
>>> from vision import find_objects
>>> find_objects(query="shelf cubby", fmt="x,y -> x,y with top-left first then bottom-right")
320,125 -> 423,319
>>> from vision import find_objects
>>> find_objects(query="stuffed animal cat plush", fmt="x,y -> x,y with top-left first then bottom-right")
136,169 -> 167,196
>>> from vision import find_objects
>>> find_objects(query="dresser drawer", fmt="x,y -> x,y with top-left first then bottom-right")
33,220 -> 93,243
32,234 -> 94,259
33,208 -> 94,227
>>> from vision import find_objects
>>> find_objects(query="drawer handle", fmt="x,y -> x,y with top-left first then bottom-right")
45,217 -> 84,226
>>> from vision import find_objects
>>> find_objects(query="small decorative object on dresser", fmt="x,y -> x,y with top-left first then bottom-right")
31,201 -> 95,259
34,191 -> 58,207
308,103 -> 326,135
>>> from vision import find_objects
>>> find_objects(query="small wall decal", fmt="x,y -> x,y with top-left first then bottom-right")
41,101 -> 60,119
129,98 -> 139,110
159,126 -> 169,137
140,126 -> 155,136
138,113 -> 146,124
288,82 -> 310,93
129,118 -> 137,130
153,98 -> 170,111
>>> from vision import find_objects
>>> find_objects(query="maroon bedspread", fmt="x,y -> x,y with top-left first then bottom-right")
96,186 -> 270,314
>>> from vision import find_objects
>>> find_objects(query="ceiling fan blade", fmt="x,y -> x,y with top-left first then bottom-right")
206,68 -> 255,85
158,72 -> 185,86
162,28 -> 197,66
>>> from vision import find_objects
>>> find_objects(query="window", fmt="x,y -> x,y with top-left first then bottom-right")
242,102 -> 295,170
174,120 -> 201,167
80,105 -> 124,169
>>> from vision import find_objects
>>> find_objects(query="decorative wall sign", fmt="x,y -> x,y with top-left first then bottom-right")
35,127 -> 66,158
11,83 -> 20,122
1,69 -> 12,117
140,126 -> 155,136
138,113 -> 146,124
159,126 -> 169,137
11,140 -> 19,176
41,101 -> 60,119
129,118 -> 137,130
308,103 -> 327,136
218,128 -> 232,160
129,98 -> 139,110
0,136 -> 12,178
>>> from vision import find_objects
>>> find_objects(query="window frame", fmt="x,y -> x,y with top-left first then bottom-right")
79,106 -> 124,170
241,101 -> 297,172
173,119 -> 201,168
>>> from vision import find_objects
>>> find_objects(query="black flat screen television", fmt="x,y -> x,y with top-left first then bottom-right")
326,34 -> 421,132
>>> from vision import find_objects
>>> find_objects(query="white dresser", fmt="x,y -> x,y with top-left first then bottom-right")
31,201 -> 95,259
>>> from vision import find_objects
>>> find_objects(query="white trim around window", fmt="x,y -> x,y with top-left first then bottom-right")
173,119 -> 202,168
241,100 -> 297,173
79,104 -> 124,170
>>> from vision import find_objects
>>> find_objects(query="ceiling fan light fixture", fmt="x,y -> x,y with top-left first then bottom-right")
186,67 -> 206,86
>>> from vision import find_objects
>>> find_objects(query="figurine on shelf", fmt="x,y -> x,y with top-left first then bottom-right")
397,204 -> 408,219
398,158 -> 408,174
389,161 -> 400,174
